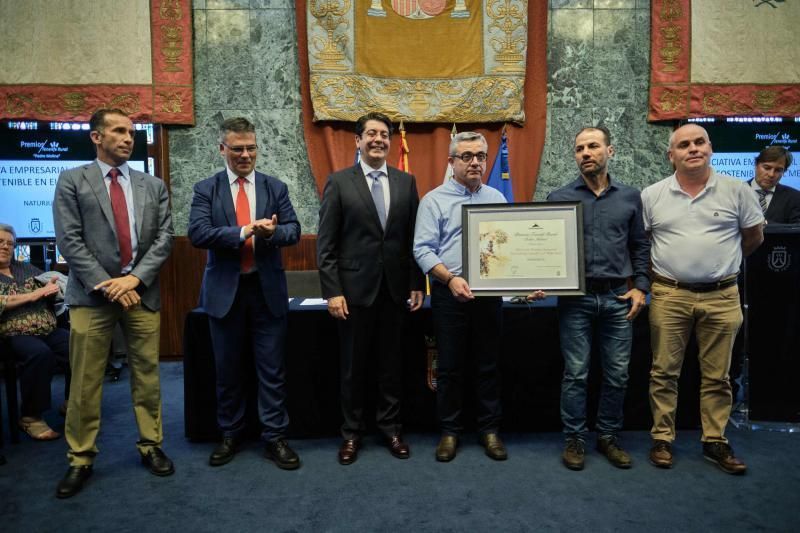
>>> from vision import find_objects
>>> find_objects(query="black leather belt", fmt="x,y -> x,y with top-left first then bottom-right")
585,278 -> 627,293
652,274 -> 738,293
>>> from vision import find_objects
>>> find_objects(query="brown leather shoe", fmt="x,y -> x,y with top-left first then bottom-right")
436,435 -> 458,462
387,435 -> 410,459
649,439 -> 673,469
480,432 -> 508,461
338,439 -> 360,465
562,438 -> 585,470
597,436 -> 632,469
703,442 -> 747,475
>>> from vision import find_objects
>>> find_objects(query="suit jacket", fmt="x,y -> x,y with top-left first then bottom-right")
188,170 -> 300,319
765,183 -> 800,224
53,162 -> 174,311
317,165 -> 425,307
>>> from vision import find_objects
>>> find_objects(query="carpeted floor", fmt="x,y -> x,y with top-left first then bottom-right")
1,362 -> 797,532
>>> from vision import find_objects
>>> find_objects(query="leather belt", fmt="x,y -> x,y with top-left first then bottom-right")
585,278 -> 628,294
652,273 -> 738,293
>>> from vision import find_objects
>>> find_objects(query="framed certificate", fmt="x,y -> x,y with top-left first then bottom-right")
462,201 -> 585,296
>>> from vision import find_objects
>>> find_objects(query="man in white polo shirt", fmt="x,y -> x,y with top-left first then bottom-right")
642,123 -> 764,475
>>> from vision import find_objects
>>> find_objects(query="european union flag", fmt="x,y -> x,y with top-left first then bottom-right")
487,132 -> 513,202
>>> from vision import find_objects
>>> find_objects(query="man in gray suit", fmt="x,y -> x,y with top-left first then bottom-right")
53,109 -> 174,498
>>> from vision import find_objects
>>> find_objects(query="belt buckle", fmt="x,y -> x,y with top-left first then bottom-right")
658,276 -> 679,289
587,280 -> 606,293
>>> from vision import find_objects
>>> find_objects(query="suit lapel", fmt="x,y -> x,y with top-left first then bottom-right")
87,163 -> 118,237
385,168 -> 403,231
352,165 -> 383,230
217,172 -> 238,227
130,170 -> 147,238
766,186 -> 784,220
254,172 -> 270,219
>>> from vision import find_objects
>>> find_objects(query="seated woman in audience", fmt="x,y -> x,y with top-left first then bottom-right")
0,223 -> 69,440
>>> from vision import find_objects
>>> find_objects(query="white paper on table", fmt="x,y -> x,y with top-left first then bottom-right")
299,298 -> 327,306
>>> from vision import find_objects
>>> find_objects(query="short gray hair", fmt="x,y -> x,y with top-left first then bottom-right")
0,223 -> 16,240
449,132 -> 487,156
668,123 -> 709,149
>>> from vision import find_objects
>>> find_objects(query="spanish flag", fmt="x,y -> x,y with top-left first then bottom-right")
397,121 -> 409,172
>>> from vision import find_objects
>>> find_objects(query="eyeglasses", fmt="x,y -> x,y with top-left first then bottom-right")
223,143 -> 258,155
0,239 -> 16,248
452,151 -> 488,163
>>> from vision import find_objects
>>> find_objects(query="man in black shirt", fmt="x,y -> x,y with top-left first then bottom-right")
547,126 -> 650,471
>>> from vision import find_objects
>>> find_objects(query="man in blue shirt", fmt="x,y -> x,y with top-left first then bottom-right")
414,132 -> 511,462
547,126 -> 650,471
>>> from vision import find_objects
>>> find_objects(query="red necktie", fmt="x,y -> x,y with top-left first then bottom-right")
236,177 -> 255,273
108,168 -> 133,270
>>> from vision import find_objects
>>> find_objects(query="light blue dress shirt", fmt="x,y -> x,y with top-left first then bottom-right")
413,179 -> 506,277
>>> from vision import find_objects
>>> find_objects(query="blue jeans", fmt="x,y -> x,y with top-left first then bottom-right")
558,285 -> 633,441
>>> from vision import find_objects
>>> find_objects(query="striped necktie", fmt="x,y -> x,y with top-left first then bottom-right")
757,189 -> 769,214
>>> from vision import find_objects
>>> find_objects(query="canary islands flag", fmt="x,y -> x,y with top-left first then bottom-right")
487,132 -> 513,202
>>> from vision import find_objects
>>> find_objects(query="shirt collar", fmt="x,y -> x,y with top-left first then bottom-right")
359,160 -> 388,178
97,159 -> 131,180
447,177 -> 482,195
751,179 -> 775,194
226,166 -> 255,186
572,174 -> 617,193
668,169 -> 718,193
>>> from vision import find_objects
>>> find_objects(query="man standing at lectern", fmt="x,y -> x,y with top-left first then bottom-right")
748,146 -> 800,224
188,117 -> 301,470
317,112 -> 425,465
642,123 -> 764,474
53,108 -> 174,498
547,126 -> 650,471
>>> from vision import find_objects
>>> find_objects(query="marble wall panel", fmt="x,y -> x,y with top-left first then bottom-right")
594,0 -> 636,8
207,0 -> 249,9
249,0 -> 293,8
205,10 -> 256,109
250,9 -> 301,109
551,0 -> 592,8
548,9 -> 593,110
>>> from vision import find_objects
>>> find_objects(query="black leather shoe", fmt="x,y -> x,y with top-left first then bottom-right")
209,437 -> 239,467
141,447 -> 175,476
265,438 -> 300,470
387,435 -> 410,459
56,465 -> 93,499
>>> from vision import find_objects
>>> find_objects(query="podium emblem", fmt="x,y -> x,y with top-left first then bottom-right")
29,218 -> 42,234
767,246 -> 790,272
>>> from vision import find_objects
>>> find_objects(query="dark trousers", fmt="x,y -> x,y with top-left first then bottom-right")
209,273 -> 288,442
8,328 -> 69,417
430,283 -> 502,436
337,279 -> 405,440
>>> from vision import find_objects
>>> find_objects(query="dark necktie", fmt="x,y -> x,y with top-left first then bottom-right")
757,189 -> 769,214
236,177 -> 255,273
108,168 -> 133,269
369,171 -> 387,230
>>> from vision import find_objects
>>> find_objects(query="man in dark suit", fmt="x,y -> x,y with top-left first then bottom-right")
53,108 -> 175,498
317,112 -> 425,465
749,146 -> 800,224
188,117 -> 301,470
